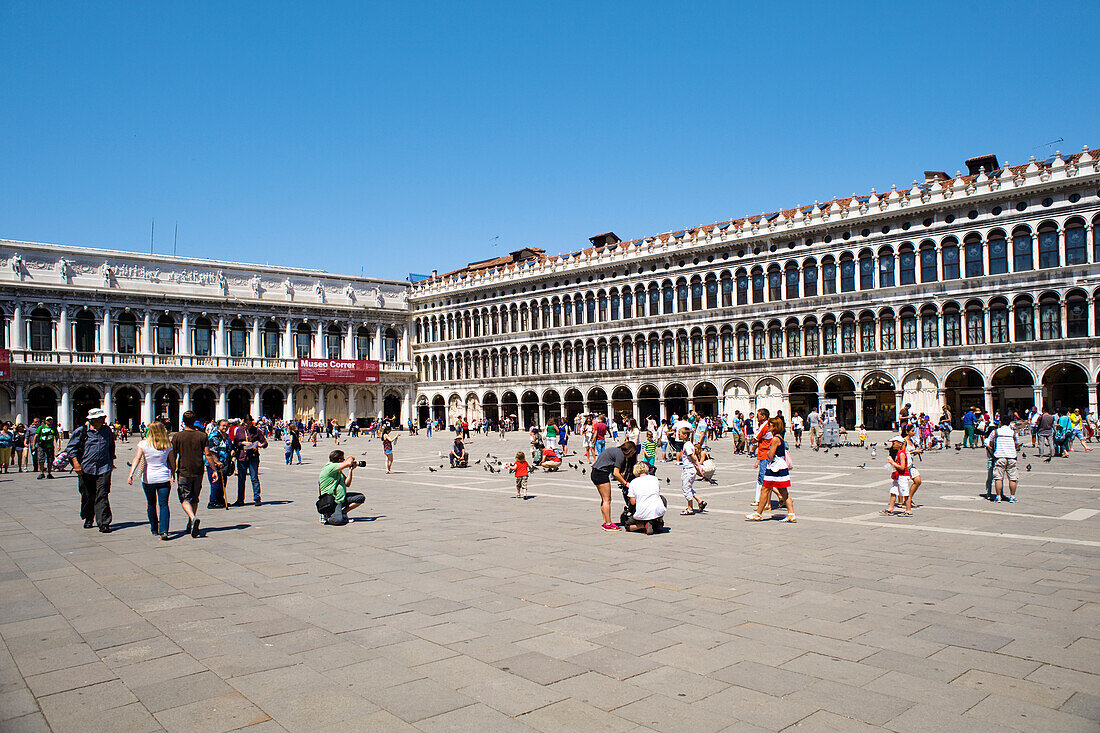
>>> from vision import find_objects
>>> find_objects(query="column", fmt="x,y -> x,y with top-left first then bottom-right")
216,317 -> 226,357
538,402 -> 546,428
59,384 -> 71,433
400,327 -> 410,361
374,325 -> 384,362
142,311 -> 152,354
984,387 -> 994,418
251,318 -> 261,358
180,313 -> 190,356
347,387 -> 357,425
58,307 -> 69,352
181,386 -> 191,415
102,310 -> 113,353
14,383 -> 25,424
894,390 -> 904,429
102,385 -> 114,424
1088,296 -> 1096,337
317,388 -> 326,425
315,321 -> 324,358
344,322 -> 354,359
283,320 -> 293,360
11,304 -> 23,350
216,384 -> 227,420
402,389 -> 412,425
142,386 -> 154,424
1088,382 -> 1098,421
854,391 -> 863,429
1032,385 -> 1044,411
285,386 -> 295,421
251,389 -> 261,419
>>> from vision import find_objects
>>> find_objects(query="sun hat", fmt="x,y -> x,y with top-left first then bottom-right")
87,408 -> 107,420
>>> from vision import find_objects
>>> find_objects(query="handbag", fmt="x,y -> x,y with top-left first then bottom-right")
316,491 -> 336,516
783,441 -> 794,470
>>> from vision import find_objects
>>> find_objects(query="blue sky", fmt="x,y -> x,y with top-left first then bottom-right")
1,1 -> 1094,280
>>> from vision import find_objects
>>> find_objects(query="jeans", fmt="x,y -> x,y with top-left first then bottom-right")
206,463 -> 226,506
594,439 -> 606,456
78,471 -> 113,527
237,453 -> 261,502
1053,435 -> 1067,457
143,481 -> 171,534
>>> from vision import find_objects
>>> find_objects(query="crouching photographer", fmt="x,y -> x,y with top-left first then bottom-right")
317,450 -> 365,525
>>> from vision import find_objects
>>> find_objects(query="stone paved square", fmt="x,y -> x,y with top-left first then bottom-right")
1,430 -> 1098,731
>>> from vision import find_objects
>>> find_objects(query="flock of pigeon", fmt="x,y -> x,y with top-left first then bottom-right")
822,439 -> 1033,473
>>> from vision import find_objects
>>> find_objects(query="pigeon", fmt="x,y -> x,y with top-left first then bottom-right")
439,464 -> 444,468
437,451 -> 443,458
955,444 -> 962,452
834,453 -> 840,458
1026,464 -> 1032,472
665,477 -> 670,484
486,452 -> 491,458
428,467 -> 436,472
1021,451 -> 1026,458
857,463 -> 866,469
870,447 -> 877,458
474,459 -> 481,465
580,468 -> 586,475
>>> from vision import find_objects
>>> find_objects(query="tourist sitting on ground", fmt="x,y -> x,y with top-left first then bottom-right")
318,450 -> 365,525
540,446 -> 561,471
449,437 -> 468,467
623,462 -> 667,534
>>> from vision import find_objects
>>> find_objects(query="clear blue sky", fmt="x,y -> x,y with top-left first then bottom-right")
1,1 -> 1094,280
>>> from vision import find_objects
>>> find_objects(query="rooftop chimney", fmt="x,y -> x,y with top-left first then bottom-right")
965,154 -> 999,176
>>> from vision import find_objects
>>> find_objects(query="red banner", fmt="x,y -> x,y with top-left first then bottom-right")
297,358 -> 378,383
0,349 -> 9,379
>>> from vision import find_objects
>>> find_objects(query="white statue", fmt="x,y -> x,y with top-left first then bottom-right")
57,258 -> 72,281
216,271 -> 228,293
101,261 -> 114,285
11,254 -> 25,280
250,275 -> 262,296
344,283 -> 356,302
314,281 -> 326,302
284,277 -> 294,298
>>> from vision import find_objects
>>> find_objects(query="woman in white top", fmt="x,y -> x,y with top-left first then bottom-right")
624,462 -> 667,534
127,422 -> 175,539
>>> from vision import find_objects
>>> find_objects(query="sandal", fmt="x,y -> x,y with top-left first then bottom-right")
781,514 -> 797,523
744,512 -> 762,521
680,509 -> 695,515
696,500 -> 707,513
879,509 -> 893,516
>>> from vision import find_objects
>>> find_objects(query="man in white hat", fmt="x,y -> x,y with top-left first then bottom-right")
66,407 -> 117,532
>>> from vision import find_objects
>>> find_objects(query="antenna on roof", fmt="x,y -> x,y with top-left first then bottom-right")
489,235 -> 500,247
150,219 -> 155,254
1032,137 -> 1063,158
173,221 -> 178,256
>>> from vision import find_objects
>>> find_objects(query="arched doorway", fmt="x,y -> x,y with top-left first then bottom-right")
664,383 -> 688,419
154,387 -> 180,430
692,381 -> 719,418
227,388 -> 251,420
325,388 -> 348,425
722,379 -> 751,418
543,390 -> 561,423
787,376 -> 819,419
945,368 -> 985,423
417,396 -> 430,427
861,373 -> 896,430
432,395 -> 446,424
564,388 -> 584,421
73,310 -> 97,355
72,386 -> 101,427
824,374 -> 856,429
991,366 -> 1034,419
383,392 -> 401,423
587,387 -> 608,416
638,385 -> 661,423
754,378 -> 783,418
115,387 -> 141,431
1043,363 -> 1089,412
192,388 -> 216,423
27,386 -> 57,422
261,388 -> 285,420
501,391 -> 519,424
521,390 -> 539,428
482,392 -> 499,424
611,386 -> 634,423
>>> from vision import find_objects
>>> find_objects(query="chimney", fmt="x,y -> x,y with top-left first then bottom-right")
965,154 -> 999,176
431,269 -> 438,278
923,171 -> 949,185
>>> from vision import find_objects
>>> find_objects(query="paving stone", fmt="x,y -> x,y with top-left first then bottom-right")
952,669 -> 1075,709
153,691 -> 270,733
628,665 -> 729,702
495,652 -> 586,685
965,694 -> 1098,732
0,687 -> 40,720
780,652 -> 887,687
363,677 -> 475,723
131,670 -> 234,712
0,712 -> 52,733
518,699 -> 638,732
710,660 -> 816,696
462,675 -> 566,717
23,660 -> 117,697
614,692 -> 731,732
418,702 -> 539,732
783,678 -> 913,726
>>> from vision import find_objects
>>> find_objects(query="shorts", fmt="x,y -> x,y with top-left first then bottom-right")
910,467 -> 920,479
0,447 -> 10,465
792,428 -> 803,437
590,468 -> 610,486
993,458 -> 1018,482
384,449 -> 392,455
1030,426 -> 1039,436
809,426 -> 822,438
35,444 -> 54,467
890,476 -> 911,497
515,476 -> 528,492
177,475 -> 203,504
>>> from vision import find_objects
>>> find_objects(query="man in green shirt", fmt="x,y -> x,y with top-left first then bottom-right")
318,450 -> 364,525
33,417 -> 59,480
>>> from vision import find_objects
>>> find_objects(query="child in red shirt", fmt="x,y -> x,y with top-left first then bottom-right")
507,451 -> 530,499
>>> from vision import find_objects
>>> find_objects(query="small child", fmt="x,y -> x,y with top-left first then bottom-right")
883,435 -> 911,516
640,430 -> 658,475
284,432 -> 293,465
678,428 -> 708,515
857,424 -> 867,447
507,451 -> 530,499
625,462 -> 667,534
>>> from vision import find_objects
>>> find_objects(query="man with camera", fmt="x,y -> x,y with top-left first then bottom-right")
317,450 -> 365,525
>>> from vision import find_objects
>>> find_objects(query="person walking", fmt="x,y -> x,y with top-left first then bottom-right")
127,421 -> 174,538
988,419 -> 1020,502
1036,407 -> 1055,461
66,408 -> 116,532
172,410 -> 213,537
746,417 -> 796,523
33,416 -> 59,479
677,427 -> 708,515
233,416 -> 268,505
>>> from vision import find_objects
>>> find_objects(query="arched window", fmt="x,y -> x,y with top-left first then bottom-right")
676,332 -> 688,365
691,280 -> 703,311
596,342 -> 607,370
943,303 -> 962,346
736,328 -> 749,361
858,251 -> 874,290
649,286 -> 660,315
1013,227 -> 1033,271
899,243 -> 916,285
663,283 -> 675,314
785,321 -> 800,357
635,338 -> 646,368
785,263 -> 799,299
1094,216 -> 1100,262
663,334 -> 675,365
803,320 -> 819,357
356,326 -> 371,359
822,316 -> 837,355
752,325 -> 766,360
610,341 -> 620,369
900,308 -> 917,349
263,320 -> 280,358
295,323 -> 312,358
802,259 -> 818,297
622,290 -> 633,318
610,291 -> 620,320
941,239 -> 960,280
964,234 -> 984,278
859,313 -> 875,351
325,324 -> 342,359
706,278 -> 718,309
1065,219 -> 1087,265
705,330 -> 718,362
839,254 -> 856,292
988,231 -> 1008,275
74,310 -> 96,353
879,247 -> 895,287
736,271 -> 749,305
821,257 -> 837,295
676,282 -> 688,312
920,306 -> 938,347
192,316 -> 212,356
767,267 -> 782,300
880,310 -> 896,350
552,300 -> 562,327
229,319 -> 247,357
1067,290 -> 1088,337
920,242 -> 938,282
155,314 -> 175,355
721,329 -> 734,361
383,328 -> 398,361
720,273 -> 733,306
768,323 -> 782,358
650,336 -> 660,367
840,314 -> 856,353
965,303 -> 984,345
1039,294 -> 1061,340
587,342 -> 597,371
597,293 -> 607,322
1013,297 -> 1034,341
29,307 -> 53,352
542,302 -> 551,327
1037,223 -> 1059,269
989,299 -> 1009,343
751,269 -> 765,303
691,332 -> 703,363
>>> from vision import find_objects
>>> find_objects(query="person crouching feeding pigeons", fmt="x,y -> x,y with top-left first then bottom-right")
317,450 -> 365,525
623,461 -> 667,534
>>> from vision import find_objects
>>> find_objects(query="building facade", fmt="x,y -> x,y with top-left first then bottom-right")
0,240 -> 414,432
410,148 -> 1100,430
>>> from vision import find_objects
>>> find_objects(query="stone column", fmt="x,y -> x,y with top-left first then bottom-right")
58,307 -> 69,352
1032,385 -> 1044,411
402,389 -> 412,425
344,322 -> 355,359
142,311 -> 152,354
399,326 -> 410,361
894,390 -> 904,428
181,386 -> 191,415
217,385 -> 227,421
102,310 -> 113,353
11,303 -> 23,350
1088,297 -> 1096,338
853,391 -> 863,430
1088,382 -> 1099,421
315,321 -> 325,358
984,387 -> 994,418
374,325 -> 384,362
142,386 -> 154,425
285,386 -> 295,421
102,385 -> 114,424
347,387 -> 357,425
60,384 -> 71,433
317,388 -> 326,425
283,320 -> 293,360
14,383 -> 25,424
251,318 -> 261,358
251,389 -> 261,420
216,317 -> 226,357
180,313 -> 190,356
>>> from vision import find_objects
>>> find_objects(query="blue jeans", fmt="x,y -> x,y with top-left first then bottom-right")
206,463 -> 226,506
237,453 -> 261,503
143,481 -> 171,534
594,439 -> 606,456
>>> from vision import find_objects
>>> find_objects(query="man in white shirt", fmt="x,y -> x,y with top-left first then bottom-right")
988,419 -> 1020,503
807,408 -> 822,450
625,462 -> 667,534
